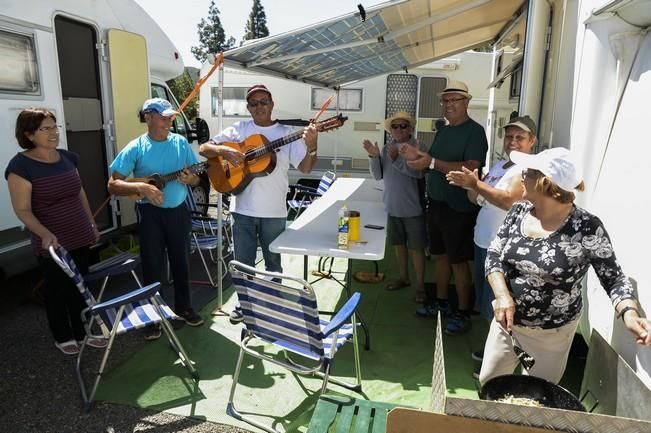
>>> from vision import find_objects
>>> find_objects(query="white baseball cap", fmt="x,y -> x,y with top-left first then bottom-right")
142,98 -> 179,117
510,147 -> 583,192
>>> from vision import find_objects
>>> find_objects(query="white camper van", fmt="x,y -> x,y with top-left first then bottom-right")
0,0 -> 207,278
199,50 -> 520,183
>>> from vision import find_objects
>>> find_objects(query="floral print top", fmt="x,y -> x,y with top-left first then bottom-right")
485,201 -> 634,329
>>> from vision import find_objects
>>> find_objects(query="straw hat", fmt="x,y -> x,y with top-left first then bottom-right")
438,80 -> 472,100
383,111 -> 416,132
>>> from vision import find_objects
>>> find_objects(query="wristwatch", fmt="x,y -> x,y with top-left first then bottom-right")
428,157 -> 436,170
308,148 -> 317,156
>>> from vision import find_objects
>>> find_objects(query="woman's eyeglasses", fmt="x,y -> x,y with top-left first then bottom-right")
37,125 -> 62,133
390,124 -> 409,130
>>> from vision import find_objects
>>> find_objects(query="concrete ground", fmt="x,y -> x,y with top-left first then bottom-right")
0,253 -> 252,433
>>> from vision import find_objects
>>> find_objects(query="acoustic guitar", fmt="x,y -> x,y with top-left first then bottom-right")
207,114 -> 347,194
127,161 -> 208,198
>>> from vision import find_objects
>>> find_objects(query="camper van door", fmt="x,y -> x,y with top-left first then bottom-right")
106,28 -> 149,227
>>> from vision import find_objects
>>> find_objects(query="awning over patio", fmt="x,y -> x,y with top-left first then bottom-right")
223,0 -> 526,88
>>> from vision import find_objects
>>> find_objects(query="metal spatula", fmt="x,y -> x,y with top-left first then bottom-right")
510,331 -> 535,371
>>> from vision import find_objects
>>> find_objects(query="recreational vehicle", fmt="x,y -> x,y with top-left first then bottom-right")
209,0 -> 650,421
0,0 -> 207,278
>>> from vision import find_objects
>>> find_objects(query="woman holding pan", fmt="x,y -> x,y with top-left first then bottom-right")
480,147 -> 651,386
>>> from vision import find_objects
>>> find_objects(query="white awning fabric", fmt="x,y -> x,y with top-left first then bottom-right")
223,0 -> 526,87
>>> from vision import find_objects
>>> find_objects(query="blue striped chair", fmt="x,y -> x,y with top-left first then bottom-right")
48,245 -> 198,411
287,170 -> 336,219
84,250 -> 141,302
227,260 -> 362,433
185,186 -> 232,287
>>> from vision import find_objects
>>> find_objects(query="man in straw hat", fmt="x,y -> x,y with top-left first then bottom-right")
362,111 -> 429,303
400,80 -> 488,335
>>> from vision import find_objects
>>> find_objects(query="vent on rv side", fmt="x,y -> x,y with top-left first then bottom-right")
351,158 -> 370,170
353,122 -> 380,131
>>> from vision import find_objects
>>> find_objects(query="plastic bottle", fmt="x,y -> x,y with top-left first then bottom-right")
337,203 -> 350,249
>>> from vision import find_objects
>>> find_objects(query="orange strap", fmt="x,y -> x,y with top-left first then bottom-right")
311,92 -> 336,123
178,52 -> 224,113
92,196 -> 112,219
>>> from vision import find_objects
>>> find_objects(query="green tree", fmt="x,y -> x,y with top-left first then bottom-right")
191,1 -> 236,63
167,68 -> 198,120
242,0 -> 269,45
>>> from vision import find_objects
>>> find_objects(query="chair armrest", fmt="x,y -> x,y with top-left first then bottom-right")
322,292 -> 361,337
195,201 -> 231,209
290,184 -> 319,195
84,257 -> 140,283
191,215 -> 221,222
89,282 -> 161,314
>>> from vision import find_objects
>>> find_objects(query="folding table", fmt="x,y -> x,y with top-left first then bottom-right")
270,177 -> 387,349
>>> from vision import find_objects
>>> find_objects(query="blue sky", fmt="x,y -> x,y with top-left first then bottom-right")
135,0 -> 382,67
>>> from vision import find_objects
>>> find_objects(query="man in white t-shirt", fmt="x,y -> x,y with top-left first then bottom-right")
199,84 -> 318,322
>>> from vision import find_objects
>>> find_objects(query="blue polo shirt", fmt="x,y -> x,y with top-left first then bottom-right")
110,133 -> 198,208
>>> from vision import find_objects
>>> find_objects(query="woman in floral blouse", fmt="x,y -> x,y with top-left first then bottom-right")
479,148 -> 650,385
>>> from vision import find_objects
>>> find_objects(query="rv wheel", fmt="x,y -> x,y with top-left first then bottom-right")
191,173 -> 211,215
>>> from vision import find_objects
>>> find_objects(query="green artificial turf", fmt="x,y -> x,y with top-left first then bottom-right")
96,249 -> 584,432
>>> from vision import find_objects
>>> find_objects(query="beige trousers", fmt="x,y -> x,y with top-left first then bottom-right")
479,317 -> 580,386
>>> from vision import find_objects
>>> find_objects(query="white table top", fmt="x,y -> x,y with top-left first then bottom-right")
270,178 -> 387,261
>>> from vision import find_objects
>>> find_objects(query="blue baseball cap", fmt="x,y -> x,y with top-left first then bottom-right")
142,98 -> 179,117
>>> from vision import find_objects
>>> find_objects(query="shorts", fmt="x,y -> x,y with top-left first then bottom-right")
427,200 -> 477,264
387,215 -> 427,249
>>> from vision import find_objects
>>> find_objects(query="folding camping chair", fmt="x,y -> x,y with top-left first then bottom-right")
84,250 -> 141,301
185,186 -> 233,287
227,260 -> 363,433
48,245 -> 198,411
287,170 -> 337,220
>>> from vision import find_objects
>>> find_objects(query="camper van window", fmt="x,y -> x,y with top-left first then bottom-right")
211,87 -> 248,116
311,88 -> 362,111
0,30 -> 40,95
510,68 -> 522,99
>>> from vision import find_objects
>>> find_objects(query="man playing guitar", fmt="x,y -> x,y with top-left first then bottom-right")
199,84 -> 318,323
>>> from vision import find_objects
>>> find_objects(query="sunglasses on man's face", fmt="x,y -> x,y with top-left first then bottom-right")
391,124 -> 409,130
248,99 -> 271,108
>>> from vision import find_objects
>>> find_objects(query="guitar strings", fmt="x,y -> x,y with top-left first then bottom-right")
241,116 -> 343,160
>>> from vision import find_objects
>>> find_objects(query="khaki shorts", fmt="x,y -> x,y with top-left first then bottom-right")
387,214 -> 427,250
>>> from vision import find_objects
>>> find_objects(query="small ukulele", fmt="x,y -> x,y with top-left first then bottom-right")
127,161 -> 208,198
207,114 -> 347,194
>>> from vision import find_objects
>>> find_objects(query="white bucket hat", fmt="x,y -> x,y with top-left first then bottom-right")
510,147 -> 583,192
